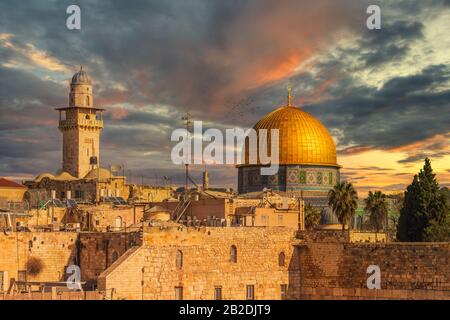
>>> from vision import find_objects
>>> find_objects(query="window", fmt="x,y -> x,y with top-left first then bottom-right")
176,250 -> 183,269
214,286 -> 222,300
175,286 -> 183,300
246,285 -> 255,300
115,216 -> 123,230
230,245 -> 237,263
18,270 -> 27,292
280,284 -> 287,300
261,215 -> 268,224
278,252 -> 285,267
111,251 -> 119,263
278,215 -> 283,225
75,190 -> 84,199
0,271 -> 4,292
86,96 -> 90,106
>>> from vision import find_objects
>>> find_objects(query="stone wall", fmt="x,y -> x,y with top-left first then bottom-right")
298,230 -> 387,243
98,228 -> 450,300
77,204 -> 144,231
98,227 -> 298,300
78,231 -> 141,287
296,241 -> 450,299
0,232 -> 78,292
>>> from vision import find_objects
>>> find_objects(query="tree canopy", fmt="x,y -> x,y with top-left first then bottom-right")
397,158 -> 448,242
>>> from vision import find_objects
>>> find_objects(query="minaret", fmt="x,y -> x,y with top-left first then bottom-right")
56,67 -> 105,178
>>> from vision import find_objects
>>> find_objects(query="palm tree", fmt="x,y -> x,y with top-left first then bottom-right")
328,181 -> 358,232
364,191 -> 388,232
305,204 -> 321,230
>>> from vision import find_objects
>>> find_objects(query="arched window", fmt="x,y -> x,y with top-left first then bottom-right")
115,216 -> 123,230
86,95 -> 90,106
111,251 -> 119,263
278,252 -> 285,267
230,245 -> 237,263
176,250 -> 183,269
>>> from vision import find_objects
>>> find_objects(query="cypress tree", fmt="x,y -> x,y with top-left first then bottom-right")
397,158 -> 447,241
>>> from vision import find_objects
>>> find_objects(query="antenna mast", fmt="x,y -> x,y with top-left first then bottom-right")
181,112 -> 193,194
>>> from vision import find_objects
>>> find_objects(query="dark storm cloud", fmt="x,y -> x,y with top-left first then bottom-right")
0,0 -> 449,184
360,21 -> 424,66
304,64 -> 450,151
398,151 -> 450,164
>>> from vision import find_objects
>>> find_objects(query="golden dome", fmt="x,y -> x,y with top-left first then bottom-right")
242,94 -> 338,166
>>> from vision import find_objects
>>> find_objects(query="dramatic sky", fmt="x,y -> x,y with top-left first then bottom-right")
0,0 -> 449,194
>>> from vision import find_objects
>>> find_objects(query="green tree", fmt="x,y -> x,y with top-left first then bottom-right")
424,215 -> 450,241
328,181 -> 358,232
305,204 -> 321,230
364,191 -> 388,232
397,158 -> 447,242
388,193 -> 403,231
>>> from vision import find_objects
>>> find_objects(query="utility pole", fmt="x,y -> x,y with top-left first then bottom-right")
182,112 -> 193,195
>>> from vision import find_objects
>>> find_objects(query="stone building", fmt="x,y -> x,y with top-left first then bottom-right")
24,67 -> 173,205
237,89 -> 340,209
0,178 -> 27,202
56,66 -> 104,179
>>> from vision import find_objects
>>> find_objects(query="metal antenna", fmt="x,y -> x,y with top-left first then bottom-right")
181,112 -> 193,193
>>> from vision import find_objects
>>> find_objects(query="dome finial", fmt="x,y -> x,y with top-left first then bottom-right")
287,85 -> 292,106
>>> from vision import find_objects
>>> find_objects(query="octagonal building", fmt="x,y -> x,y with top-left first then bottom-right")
237,89 -> 340,208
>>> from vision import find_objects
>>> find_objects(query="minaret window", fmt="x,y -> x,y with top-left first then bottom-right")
86,96 -> 90,106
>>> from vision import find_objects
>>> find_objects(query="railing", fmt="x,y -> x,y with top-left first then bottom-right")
174,199 -> 191,223
59,119 -> 103,128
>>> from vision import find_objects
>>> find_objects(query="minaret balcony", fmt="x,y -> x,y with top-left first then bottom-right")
59,119 -> 104,129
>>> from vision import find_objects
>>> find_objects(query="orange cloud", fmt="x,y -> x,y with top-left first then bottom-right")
109,107 -> 129,120
0,34 -> 69,72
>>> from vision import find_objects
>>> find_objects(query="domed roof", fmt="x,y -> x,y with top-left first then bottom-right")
242,91 -> 337,167
54,171 -> 77,181
84,167 -> 112,180
35,173 -> 56,182
71,66 -> 92,85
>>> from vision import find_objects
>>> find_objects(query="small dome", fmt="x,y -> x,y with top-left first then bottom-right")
35,173 -> 55,182
84,167 -> 112,180
71,66 -> 92,85
54,171 -> 77,181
